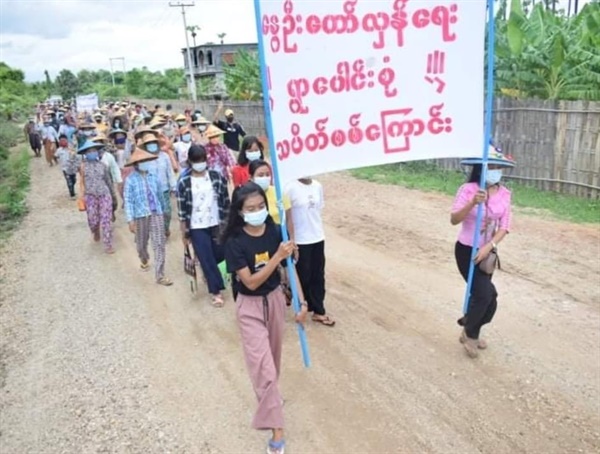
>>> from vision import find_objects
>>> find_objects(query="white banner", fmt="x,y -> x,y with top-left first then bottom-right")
76,93 -> 99,113
257,0 -> 486,183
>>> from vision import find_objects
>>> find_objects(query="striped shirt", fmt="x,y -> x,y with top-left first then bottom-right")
452,182 -> 512,247
124,171 -> 164,222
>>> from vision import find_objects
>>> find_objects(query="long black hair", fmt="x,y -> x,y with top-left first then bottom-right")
220,182 -> 273,244
467,164 -> 482,183
237,136 -> 265,165
187,144 -> 207,164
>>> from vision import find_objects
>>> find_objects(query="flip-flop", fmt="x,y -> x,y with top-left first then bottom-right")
140,262 -> 150,272
267,439 -> 285,454
312,315 -> 336,327
211,294 -> 225,307
157,277 -> 173,286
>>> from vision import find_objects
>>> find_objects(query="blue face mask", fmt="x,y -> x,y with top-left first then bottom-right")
138,161 -> 152,172
182,133 -> 192,143
486,169 -> 503,185
114,137 -> 126,145
146,143 -> 159,153
86,151 -> 98,161
246,150 -> 261,161
243,208 -> 268,227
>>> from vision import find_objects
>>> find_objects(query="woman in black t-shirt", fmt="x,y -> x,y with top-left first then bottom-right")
222,182 -> 307,454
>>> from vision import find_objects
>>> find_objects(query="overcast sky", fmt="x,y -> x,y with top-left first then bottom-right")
0,0 -> 590,82
0,0 -> 257,81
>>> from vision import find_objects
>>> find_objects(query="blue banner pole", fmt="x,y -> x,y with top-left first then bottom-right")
252,0 -> 311,367
462,0 -> 497,315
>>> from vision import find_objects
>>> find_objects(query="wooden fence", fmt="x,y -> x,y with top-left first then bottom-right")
141,97 -> 600,198
435,98 -> 600,199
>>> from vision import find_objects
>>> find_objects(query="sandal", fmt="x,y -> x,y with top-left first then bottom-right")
312,315 -> 336,327
267,439 -> 285,454
105,248 -> 115,255
211,294 -> 225,307
140,261 -> 150,272
157,277 -> 173,286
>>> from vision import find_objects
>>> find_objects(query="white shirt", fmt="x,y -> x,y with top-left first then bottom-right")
41,125 -> 59,142
286,179 -> 325,245
190,174 -> 219,229
174,141 -> 191,167
100,151 -> 123,184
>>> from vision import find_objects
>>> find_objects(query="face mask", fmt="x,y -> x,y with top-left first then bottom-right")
182,134 -> 192,143
486,169 -> 503,185
83,130 -> 94,136
146,143 -> 159,153
96,119 -> 102,123
44,123 -> 49,126
177,121 -> 186,127
86,151 -> 98,161
198,125 -> 208,133
246,150 -> 261,161
191,162 -> 207,172
226,116 -> 234,123
253,176 -> 270,191
114,137 -> 126,145
138,161 -> 152,172
243,208 -> 268,227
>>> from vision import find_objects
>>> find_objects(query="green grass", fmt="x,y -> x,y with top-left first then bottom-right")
351,162 -> 600,224
0,122 -> 31,238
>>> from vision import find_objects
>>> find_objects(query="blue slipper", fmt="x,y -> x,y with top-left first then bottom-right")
267,438 -> 285,454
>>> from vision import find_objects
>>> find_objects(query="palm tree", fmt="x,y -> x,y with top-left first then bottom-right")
186,25 -> 200,48
217,33 -> 226,45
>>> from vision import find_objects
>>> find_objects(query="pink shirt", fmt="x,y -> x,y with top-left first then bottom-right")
452,182 -> 512,247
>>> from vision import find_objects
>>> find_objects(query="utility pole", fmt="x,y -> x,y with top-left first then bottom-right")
170,1 -> 197,104
110,57 -> 126,86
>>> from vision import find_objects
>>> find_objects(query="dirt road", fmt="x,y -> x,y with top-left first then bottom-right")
1,156 -> 599,453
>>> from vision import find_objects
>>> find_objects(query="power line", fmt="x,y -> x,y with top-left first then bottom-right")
169,1 -> 197,105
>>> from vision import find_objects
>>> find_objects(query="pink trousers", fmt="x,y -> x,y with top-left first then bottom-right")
236,288 -> 286,430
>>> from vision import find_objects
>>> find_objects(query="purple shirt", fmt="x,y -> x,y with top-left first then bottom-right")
452,182 -> 512,247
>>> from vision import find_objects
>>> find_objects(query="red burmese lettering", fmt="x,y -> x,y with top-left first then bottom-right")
283,0 -> 294,14
305,133 -> 320,151
261,15 -> 271,35
391,0 -> 409,46
412,9 -> 430,28
362,12 -> 390,49
277,140 -> 291,160
348,113 -> 363,144
331,129 -> 347,147
378,66 -> 398,97
412,119 -> 426,136
313,77 -> 328,95
306,15 -> 321,33
351,59 -> 366,90
431,5 -> 458,42
315,118 -> 329,149
290,123 -> 303,154
287,79 -> 310,114
289,98 -> 309,114
282,10 -> 299,53
342,0 -> 360,32
331,62 -> 351,93
427,103 -> 448,134
270,37 -> 281,53
366,124 -> 381,141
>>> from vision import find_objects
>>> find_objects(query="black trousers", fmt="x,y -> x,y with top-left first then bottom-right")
455,241 -> 498,339
296,241 -> 326,316
63,171 -> 77,197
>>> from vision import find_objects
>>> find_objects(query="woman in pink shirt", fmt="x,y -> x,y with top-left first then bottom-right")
451,146 -> 515,358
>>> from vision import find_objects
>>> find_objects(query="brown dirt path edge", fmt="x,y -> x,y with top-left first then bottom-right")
0,160 -> 598,453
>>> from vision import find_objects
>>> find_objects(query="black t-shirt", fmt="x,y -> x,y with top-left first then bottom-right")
225,222 -> 286,296
215,120 -> 245,151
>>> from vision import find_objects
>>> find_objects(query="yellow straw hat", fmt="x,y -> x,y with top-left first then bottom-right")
204,124 -> 225,138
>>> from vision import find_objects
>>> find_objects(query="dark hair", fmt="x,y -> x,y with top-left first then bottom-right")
248,159 -> 270,177
166,104 -> 172,110
59,134 -> 67,140
187,144 -> 207,163
467,164 -> 482,183
155,104 -> 160,109
220,182 -> 273,244
237,136 -> 265,165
